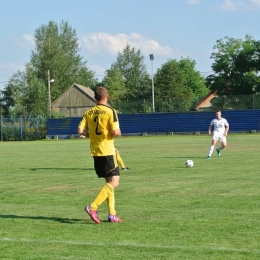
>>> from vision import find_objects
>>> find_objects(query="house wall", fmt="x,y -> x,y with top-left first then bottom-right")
52,86 -> 96,117
53,106 -> 93,117
54,87 -> 95,107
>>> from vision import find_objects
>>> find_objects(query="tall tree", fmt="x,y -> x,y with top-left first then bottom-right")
102,65 -> 126,108
1,20 -> 97,116
30,20 -> 97,100
206,35 -> 260,95
24,64 -> 48,115
0,71 -> 27,115
112,43 -> 151,101
154,58 -> 208,112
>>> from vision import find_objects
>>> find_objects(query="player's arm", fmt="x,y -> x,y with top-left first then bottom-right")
224,125 -> 229,136
78,129 -> 89,137
110,109 -> 121,137
112,129 -> 121,137
208,125 -> 212,136
77,114 -> 89,137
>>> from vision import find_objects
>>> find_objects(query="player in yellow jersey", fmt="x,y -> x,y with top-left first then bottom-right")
80,135 -> 129,170
77,86 -> 122,224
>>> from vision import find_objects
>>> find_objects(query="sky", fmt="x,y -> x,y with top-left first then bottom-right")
1,0 -> 260,90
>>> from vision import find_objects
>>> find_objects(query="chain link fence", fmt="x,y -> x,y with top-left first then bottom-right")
0,115 -> 47,141
110,94 -> 260,113
209,94 -> 260,111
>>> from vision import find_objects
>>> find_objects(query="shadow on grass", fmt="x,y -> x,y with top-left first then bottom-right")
0,214 -> 87,224
29,168 -> 94,171
160,156 -> 204,158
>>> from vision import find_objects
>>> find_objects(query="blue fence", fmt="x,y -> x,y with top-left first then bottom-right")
47,110 -> 260,138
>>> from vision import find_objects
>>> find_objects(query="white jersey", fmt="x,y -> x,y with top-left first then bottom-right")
210,118 -> 229,136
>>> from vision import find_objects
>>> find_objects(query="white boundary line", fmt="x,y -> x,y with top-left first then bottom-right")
1,237 -> 260,255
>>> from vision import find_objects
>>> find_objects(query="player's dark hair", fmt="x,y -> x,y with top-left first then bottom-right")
94,86 -> 108,101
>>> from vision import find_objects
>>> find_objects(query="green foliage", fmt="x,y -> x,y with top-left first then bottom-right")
31,20 -> 98,100
207,35 -> 260,95
102,43 -> 151,113
51,110 -> 66,118
1,135 -> 260,259
112,43 -> 151,102
102,65 -> 126,104
154,58 -> 208,111
0,71 -> 28,116
1,20 -> 97,117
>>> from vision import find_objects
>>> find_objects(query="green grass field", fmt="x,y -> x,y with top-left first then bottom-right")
1,134 -> 260,259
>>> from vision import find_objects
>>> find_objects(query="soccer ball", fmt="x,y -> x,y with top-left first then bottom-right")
185,160 -> 194,167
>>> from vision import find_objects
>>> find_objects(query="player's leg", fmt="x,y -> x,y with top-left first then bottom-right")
85,156 -> 119,224
106,175 -> 122,222
208,137 -> 217,158
85,182 -> 113,224
91,182 -> 115,210
91,156 -> 119,209
216,136 -> 227,156
106,175 -> 120,215
115,148 -> 130,170
116,151 -> 125,168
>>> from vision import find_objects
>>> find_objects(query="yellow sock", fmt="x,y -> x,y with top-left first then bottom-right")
91,183 -> 114,210
116,154 -> 125,168
107,189 -> 116,215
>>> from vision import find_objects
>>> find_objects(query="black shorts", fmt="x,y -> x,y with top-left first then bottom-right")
93,155 -> 120,178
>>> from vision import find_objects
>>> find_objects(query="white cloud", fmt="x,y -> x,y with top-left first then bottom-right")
80,32 -> 172,56
186,0 -> 200,5
219,0 -> 260,11
23,34 -> 35,44
18,34 -> 35,48
88,64 -> 106,76
250,0 -> 260,7
0,62 -> 25,71
0,63 -> 25,88
219,0 -> 237,11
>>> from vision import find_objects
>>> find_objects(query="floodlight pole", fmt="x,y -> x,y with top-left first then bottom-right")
150,54 -> 155,112
0,105 -> 2,142
47,70 -> 54,118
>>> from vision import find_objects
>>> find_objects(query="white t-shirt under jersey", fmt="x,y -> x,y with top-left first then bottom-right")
210,118 -> 229,136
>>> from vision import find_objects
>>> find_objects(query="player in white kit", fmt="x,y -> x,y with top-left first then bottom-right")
207,110 -> 229,159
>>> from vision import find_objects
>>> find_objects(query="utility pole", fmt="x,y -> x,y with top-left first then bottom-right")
48,70 -> 51,118
47,70 -> 54,118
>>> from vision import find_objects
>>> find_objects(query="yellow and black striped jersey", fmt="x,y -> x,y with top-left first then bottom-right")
78,104 -> 120,156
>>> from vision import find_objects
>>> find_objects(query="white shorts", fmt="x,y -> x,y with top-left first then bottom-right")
212,134 -> 227,143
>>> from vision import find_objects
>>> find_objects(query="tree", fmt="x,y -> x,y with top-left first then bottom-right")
154,58 -> 208,112
24,64 -> 48,115
1,20 -> 97,116
108,43 -> 151,113
113,44 -> 151,100
206,35 -> 260,96
102,65 -> 126,108
31,20 -> 97,100
253,40 -> 260,71
0,71 -> 27,115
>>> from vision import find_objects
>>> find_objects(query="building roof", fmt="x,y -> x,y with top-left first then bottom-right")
52,83 -> 96,107
74,84 -> 95,101
194,91 -> 217,111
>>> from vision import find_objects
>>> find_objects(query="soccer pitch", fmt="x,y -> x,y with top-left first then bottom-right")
1,134 -> 260,259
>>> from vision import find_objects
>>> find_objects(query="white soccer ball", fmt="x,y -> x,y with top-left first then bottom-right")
185,160 -> 194,167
